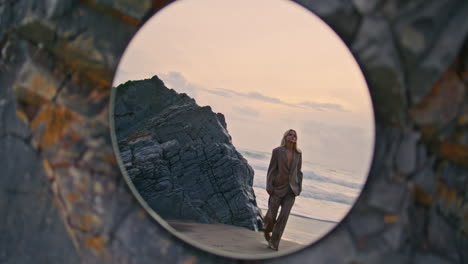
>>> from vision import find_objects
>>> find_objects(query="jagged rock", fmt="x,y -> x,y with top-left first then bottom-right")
114,76 -> 263,231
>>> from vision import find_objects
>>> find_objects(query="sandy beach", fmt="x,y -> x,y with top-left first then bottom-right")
168,211 -> 336,255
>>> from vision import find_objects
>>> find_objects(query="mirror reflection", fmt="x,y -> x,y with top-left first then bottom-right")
112,0 -> 374,256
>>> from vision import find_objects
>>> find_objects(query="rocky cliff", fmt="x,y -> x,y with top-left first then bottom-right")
113,76 -> 263,231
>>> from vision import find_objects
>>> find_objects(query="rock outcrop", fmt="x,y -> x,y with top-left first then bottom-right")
113,76 -> 263,231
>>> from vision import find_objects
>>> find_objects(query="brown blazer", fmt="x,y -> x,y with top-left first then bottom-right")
266,146 -> 303,197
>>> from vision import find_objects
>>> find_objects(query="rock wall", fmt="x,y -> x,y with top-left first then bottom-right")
114,76 -> 263,230
1,0 -> 467,263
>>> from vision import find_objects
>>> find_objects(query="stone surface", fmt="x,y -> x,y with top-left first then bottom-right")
352,0 -> 381,14
435,162 -> 468,238
354,252 -> 411,264
347,209 -> 385,238
412,166 -> 437,205
296,0 -> 361,44
410,69 -> 465,131
367,178 -> 408,213
0,136 -> 81,264
395,131 -> 420,175
351,16 -> 407,126
1,0 -> 468,263
114,76 -> 263,231
414,253 -> 452,264
427,208 -> 461,262
400,1 -> 468,105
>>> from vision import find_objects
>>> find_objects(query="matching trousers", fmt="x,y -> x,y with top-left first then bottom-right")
263,187 -> 296,249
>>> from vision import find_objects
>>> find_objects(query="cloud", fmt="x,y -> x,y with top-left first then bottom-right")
246,92 -> 287,105
203,89 -> 232,97
215,88 -> 295,107
159,71 -> 198,99
233,106 -> 259,117
299,101 -> 345,111
159,73 -> 346,112
215,88 -> 244,97
212,88 -> 346,111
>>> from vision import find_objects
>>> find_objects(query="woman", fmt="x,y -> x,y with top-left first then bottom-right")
263,129 -> 303,251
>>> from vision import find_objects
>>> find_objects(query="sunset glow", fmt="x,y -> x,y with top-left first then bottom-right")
113,0 -> 375,176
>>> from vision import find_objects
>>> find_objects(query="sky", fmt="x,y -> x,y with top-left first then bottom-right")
113,0 -> 375,177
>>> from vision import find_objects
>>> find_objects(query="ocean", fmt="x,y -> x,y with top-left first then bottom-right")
239,149 -> 367,223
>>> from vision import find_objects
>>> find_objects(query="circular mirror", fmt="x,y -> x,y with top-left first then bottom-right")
111,0 -> 374,258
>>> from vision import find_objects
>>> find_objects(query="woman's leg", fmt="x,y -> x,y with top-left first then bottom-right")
263,195 -> 281,242
269,192 -> 295,249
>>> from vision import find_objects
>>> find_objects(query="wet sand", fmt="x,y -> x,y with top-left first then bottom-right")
168,212 -> 336,255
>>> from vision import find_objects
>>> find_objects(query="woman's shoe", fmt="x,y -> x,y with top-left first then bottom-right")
268,241 -> 278,251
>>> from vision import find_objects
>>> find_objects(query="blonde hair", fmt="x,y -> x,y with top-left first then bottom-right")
280,129 -> 301,153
